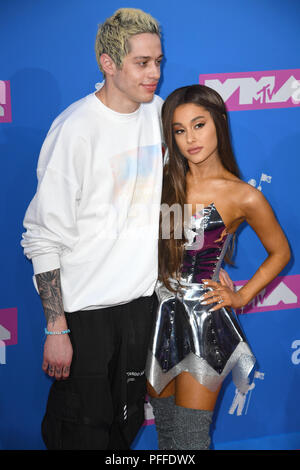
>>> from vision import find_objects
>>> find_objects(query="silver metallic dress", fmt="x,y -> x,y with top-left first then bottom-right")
146,203 -> 256,395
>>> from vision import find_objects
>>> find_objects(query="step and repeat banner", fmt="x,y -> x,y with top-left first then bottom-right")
1,0 -> 299,450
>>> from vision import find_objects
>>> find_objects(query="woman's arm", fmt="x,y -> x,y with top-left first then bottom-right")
201,187 -> 291,311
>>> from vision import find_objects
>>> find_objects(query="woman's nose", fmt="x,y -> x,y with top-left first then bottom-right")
186,129 -> 196,143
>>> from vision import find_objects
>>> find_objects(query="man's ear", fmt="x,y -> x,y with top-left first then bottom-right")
99,53 -> 117,76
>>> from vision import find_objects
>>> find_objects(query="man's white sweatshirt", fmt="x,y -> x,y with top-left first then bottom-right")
21,90 -> 163,312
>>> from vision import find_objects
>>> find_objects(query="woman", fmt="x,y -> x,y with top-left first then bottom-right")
146,85 -> 290,450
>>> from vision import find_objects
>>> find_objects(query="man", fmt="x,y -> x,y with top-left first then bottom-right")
22,8 -> 233,451
21,8 -> 164,450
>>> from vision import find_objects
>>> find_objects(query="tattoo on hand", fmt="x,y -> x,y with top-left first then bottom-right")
36,269 -> 64,326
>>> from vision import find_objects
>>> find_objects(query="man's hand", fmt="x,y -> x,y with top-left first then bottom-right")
43,334 -> 73,380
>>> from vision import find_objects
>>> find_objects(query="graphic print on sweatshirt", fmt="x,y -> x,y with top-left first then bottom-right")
108,143 -> 162,236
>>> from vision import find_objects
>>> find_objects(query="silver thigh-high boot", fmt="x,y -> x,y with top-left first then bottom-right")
148,395 -> 175,450
172,405 -> 213,450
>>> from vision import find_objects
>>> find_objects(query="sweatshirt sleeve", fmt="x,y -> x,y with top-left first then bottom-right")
21,118 -> 86,275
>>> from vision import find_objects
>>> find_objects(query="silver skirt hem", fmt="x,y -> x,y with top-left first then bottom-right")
146,341 -> 255,394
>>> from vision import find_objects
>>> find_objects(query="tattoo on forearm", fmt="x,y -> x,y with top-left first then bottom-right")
35,269 -> 65,326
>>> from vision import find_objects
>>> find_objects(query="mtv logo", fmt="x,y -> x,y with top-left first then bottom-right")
235,275 -> 300,315
143,397 -> 155,426
0,308 -> 17,345
0,80 -> 12,123
0,324 -> 11,341
199,69 -> 300,111
229,371 -> 265,416
0,340 -> 6,365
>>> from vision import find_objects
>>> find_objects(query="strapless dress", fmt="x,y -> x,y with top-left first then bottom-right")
146,203 -> 256,394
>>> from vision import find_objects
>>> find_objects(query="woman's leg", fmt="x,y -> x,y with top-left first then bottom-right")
147,380 -> 176,450
175,372 -> 220,410
172,372 -> 221,450
146,372 -> 221,450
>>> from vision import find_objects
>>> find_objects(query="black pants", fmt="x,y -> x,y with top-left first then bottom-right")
41,294 -> 156,450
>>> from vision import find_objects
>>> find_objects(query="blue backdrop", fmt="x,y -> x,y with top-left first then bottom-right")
1,0 -> 299,450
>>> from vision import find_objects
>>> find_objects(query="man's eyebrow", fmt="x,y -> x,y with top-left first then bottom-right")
133,54 -> 164,60
172,115 -> 205,126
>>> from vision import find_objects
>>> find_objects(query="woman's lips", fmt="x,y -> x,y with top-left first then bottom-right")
187,146 -> 203,155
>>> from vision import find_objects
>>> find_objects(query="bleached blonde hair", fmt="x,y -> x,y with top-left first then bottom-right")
95,8 -> 161,73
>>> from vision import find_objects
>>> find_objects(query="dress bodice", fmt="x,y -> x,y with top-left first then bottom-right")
181,203 -> 232,283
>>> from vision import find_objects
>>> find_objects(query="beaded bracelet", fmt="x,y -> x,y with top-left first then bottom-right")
44,328 -> 70,335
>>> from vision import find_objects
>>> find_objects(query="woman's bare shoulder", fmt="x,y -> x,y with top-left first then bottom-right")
225,176 -> 267,206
